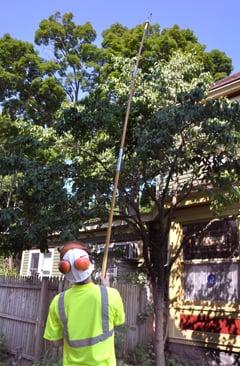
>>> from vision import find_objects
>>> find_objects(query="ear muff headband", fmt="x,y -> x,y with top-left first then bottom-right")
59,242 -> 90,260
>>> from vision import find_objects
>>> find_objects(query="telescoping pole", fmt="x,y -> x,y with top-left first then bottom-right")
101,17 -> 151,281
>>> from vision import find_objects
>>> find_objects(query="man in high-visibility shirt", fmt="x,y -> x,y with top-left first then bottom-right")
44,241 -> 125,366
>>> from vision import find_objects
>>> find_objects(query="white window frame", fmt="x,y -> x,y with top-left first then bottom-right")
27,249 -> 54,277
39,249 -> 54,278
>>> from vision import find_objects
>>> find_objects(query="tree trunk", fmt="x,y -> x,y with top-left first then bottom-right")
154,286 -> 166,366
147,222 -> 170,366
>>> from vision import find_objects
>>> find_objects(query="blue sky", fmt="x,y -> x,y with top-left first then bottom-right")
0,0 -> 239,72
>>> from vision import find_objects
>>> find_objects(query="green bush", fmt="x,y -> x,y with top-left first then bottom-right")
0,334 -> 10,365
33,348 -> 62,366
130,343 -> 155,366
167,356 -> 193,366
115,325 -> 129,360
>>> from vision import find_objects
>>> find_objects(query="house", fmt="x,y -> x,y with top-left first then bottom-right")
20,220 -> 144,280
168,72 -> 240,365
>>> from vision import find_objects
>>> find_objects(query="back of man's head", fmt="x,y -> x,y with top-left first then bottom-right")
58,240 -> 94,284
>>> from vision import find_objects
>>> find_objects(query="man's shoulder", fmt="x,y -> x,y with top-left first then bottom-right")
105,286 -> 122,299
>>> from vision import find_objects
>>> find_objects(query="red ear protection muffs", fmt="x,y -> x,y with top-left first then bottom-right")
58,241 -> 91,274
74,256 -> 91,271
58,260 -> 71,274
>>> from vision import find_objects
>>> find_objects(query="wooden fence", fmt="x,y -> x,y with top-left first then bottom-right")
0,276 -> 153,364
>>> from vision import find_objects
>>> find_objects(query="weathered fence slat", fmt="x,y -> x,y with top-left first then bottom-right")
34,277 -> 50,361
0,312 -> 36,324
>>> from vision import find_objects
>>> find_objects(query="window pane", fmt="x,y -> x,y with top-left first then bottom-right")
41,252 -> 52,275
183,220 -> 238,260
30,253 -> 39,270
185,263 -> 239,301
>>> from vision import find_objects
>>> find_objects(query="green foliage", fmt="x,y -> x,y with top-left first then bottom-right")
0,34 -> 65,126
207,49 -> 233,81
101,23 -> 232,80
116,333 -> 155,365
32,347 -> 63,366
35,12 -> 99,102
70,52 -> 240,220
0,257 -> 19,276
128,342 -> 155,366
61,52 -> 240,364
167,356 -> 194,366
0,116 -> 77,255
115,325 -> 129,360
0,334 -> 9,364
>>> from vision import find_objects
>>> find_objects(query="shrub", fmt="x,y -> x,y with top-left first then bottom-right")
33,348 -> 62,366
0,334 -> 10,365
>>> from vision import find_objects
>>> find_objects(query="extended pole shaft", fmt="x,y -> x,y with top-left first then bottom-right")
101,18 -> 151,280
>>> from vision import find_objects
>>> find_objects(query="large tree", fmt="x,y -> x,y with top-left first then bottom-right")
0,116 -> 80,255
58,52 -> 240,365
35,12 -> 100,103
101,23 -> 232,80
0,34 -> 65,126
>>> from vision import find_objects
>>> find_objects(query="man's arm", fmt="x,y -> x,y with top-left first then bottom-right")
112,289 -> 125,327
44,295 -> 64,343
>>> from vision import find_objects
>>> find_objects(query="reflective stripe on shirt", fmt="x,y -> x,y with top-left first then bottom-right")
58,285 -> 114,347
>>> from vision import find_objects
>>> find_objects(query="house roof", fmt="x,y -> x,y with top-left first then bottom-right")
208,71 -> 240,99
210,72 -> 240,91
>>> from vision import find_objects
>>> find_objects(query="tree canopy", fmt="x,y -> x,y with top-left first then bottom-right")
0,12 -> 233,126
0,34 -> 65,126
59,52 -> 240,365
101,23 -> 232,80
0,11 -> 236,252
0,116 -> 74,254
35,12 -> 100,102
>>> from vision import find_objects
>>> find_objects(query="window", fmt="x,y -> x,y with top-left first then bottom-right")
41,252 -> 52,276
183,219 -> 239,302
96,241 -> 140,259
28,250 -> 53,277
183,219 -> 238,260
29,253 -> 39,276
185,262 -> 239,301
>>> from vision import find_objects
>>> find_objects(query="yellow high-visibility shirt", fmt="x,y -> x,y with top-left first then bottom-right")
44,282 -> 125,366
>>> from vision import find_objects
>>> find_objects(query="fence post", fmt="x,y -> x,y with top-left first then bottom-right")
34,277 -> 49,361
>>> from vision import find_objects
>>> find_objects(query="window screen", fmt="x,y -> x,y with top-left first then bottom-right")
30,253 -> 39,275
183,219 -> 238,260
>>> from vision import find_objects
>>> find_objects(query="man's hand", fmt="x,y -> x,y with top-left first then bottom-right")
100,275 -> 110,287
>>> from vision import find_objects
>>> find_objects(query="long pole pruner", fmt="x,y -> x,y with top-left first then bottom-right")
101,16 -> 151,282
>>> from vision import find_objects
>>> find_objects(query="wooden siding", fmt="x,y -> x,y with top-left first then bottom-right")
20,251 -> 30,276
168,207 -> 240,351
51,248 -> 62,277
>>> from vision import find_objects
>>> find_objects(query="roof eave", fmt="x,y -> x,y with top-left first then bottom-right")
209,79 -> 240,99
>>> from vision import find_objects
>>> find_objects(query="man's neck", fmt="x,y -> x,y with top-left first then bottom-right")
75,277 -> 92,285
